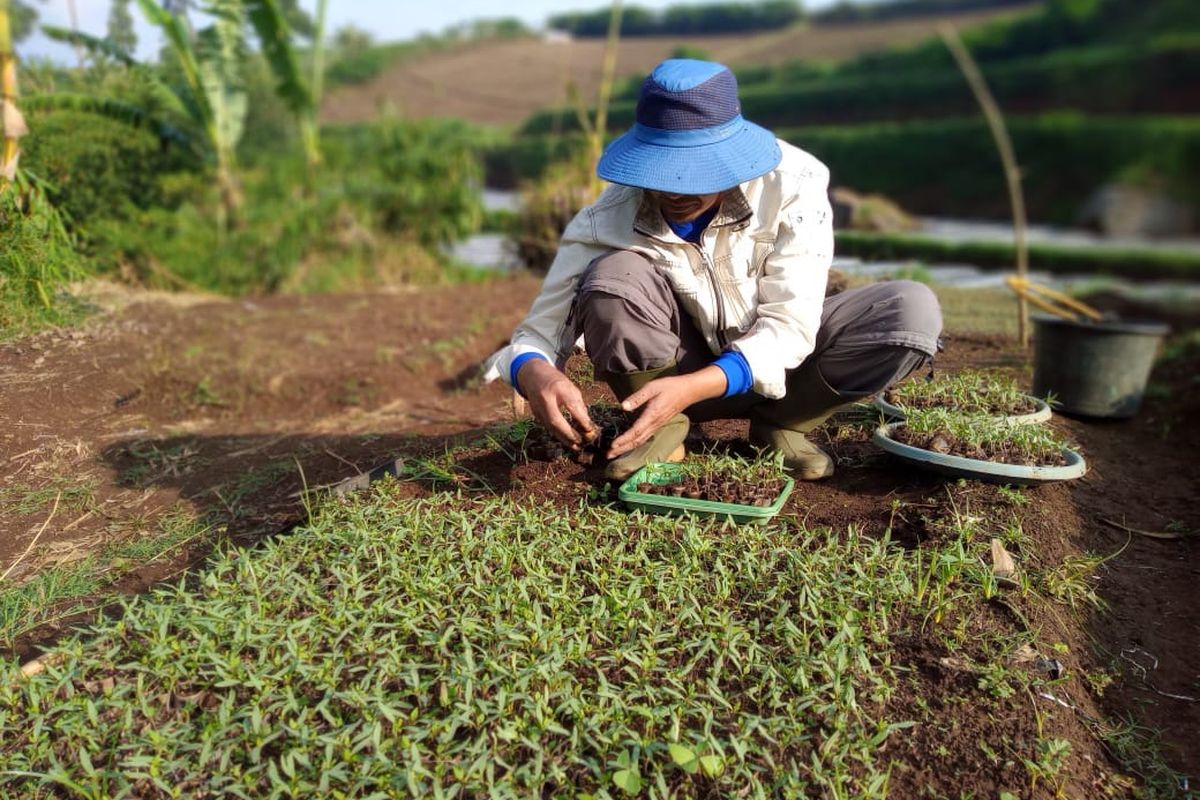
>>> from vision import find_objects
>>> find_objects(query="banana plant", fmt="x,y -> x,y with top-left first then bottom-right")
242,0 -> 322,171
41,0 -> 323,219
134,0 -> 247,227
1,0 -> 29,185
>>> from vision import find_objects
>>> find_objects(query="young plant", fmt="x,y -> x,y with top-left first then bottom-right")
637,450 -> 789,506
898,407 -> 1071,466
887,369 -> 1038,416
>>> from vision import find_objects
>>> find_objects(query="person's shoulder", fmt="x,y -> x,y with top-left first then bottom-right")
563,184 -> 641,240
771,139 -> 830,187
589,183 -> 641,212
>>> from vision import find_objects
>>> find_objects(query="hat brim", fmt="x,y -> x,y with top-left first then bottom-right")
596,120 -> 781,194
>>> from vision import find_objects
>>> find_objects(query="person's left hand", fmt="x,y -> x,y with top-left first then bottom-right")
607,368 -> 726,458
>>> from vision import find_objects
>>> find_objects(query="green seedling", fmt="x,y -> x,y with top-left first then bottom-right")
887,369 -> 1038,416
191,376 -> 225,407
2,489 -> 930,797
901,407 -> 1072,465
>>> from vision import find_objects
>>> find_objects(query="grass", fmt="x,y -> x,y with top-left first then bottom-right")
0,177 -> 87,341
0,507 -> 211,649
0,477 -> 97,516
1,483 -> 928,797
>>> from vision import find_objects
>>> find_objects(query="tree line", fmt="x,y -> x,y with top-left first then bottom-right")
548,1 -> 802,37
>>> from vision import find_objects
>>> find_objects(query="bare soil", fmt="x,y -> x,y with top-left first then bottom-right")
320,6 -> 1037,127
2,283 -> 1197,794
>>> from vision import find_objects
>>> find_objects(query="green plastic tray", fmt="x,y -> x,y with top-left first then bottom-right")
618,463 -> 795,524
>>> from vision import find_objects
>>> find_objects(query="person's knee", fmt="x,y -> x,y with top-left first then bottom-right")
888,280 -> 943,340
579,250 -> 660,299
575,250 -> 678,374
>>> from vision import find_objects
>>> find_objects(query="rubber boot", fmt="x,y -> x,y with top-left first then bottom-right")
597,364 -> 689,482
749,361 -> 850,481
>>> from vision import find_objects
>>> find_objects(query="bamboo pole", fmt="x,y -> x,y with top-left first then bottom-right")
940,24 -> 1030,348
1,0 -> 29,186
588,0 -> 623,193
65,0 -> 84,70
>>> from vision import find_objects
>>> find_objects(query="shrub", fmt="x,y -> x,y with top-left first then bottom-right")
548,0 -> 803,37
19,108 -> 197,239
512,153 -> 600,272
786,114 -> 1200,223
89,119 -> 490,296
0,179 -> 85,338
521,38 -> 1200,133
325,118 -> 485,247
495,114 -> 1200,225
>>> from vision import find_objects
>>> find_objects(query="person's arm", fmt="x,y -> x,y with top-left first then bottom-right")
515,356 -> 596,449
482,207 -> 610,447
484,237 -> 609,383
731,164 -> 833,399
607,365 -> 727,458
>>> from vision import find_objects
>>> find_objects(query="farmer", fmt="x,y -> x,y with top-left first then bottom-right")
484,59 -> 942,481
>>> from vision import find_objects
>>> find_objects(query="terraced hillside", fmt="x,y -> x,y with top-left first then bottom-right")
320,4 -> 1038,127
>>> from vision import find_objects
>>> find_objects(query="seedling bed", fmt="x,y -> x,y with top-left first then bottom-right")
879,369 -> 1050,424
890,426 -> 1068,467
873,414 -> 1087,485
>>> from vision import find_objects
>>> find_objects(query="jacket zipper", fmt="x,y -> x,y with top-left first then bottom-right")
692,243 -> 729,350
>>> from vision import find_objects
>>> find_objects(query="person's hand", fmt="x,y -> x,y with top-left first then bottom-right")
516,358 -> 595,449
608,367 -> 727,458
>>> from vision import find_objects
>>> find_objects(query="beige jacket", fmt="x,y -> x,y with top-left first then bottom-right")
484,139 -> 833,399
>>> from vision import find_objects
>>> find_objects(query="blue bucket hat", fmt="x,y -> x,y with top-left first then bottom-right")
596,59 -> 781,195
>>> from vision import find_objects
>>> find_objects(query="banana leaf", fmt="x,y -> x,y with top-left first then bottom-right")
241,0 -> 312,116
40,25 -> 137,66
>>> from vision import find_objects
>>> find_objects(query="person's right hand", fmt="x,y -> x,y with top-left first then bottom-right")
516,358 -> 595,449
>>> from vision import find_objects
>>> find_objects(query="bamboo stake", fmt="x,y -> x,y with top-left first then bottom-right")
0,0 -> 28,185
940,24 -> 1030,348
65,0 -> 84,70
589,0 -> 624,193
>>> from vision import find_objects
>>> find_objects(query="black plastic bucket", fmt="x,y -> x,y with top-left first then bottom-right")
1032,314 -> 1169,419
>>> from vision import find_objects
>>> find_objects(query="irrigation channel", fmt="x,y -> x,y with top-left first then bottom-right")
451,189 -> 1200,304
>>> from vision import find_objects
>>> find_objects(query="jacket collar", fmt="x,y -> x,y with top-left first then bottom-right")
633,187 -> 753,241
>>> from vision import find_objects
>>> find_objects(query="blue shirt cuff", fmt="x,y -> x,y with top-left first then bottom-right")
510,352 -> 550,397
712,351 -> 753,398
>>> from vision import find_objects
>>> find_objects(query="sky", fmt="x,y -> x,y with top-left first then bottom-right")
17,0 -> 839,63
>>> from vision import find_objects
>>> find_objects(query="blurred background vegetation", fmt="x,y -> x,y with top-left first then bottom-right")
2,0 -> 1198,338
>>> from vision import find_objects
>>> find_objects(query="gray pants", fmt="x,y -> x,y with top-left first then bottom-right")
574,250 -> 943,420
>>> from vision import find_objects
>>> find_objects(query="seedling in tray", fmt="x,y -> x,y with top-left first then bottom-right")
894,407 -> 1070,467
620,452 -> 795,524
883,369 -> 1048,418
636,452 -> 788,506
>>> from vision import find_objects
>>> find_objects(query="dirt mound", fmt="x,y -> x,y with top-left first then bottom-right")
320,5 -> 1037,127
